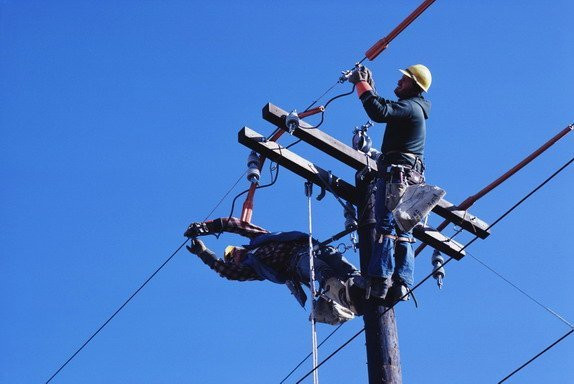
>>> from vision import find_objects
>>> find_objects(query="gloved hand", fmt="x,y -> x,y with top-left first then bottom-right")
186,238 -> 207,255
186,238 -> 217,267
184,222 -> 210,238
348,66 -> 375,89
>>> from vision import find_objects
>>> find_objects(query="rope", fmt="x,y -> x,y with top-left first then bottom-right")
44,239 -> 189,384
305,182 -> 320,384
291,155 -> 574,383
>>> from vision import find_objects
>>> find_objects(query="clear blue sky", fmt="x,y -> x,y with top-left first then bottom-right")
2,1 -> 573,383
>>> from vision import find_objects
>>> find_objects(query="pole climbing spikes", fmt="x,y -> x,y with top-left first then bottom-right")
343,201 -> 359,251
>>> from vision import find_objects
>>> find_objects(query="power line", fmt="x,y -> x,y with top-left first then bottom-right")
278,323 -> 345,383
497,329 -> 574,383
45,166 -> 255,382
44,239 -> 189,384
292,155 -> 574,383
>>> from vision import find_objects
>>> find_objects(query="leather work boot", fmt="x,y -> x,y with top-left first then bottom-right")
366,276 -> 392,300
386,281 -> 410,303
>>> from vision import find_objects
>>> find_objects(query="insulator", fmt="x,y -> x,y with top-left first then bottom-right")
344,202 -> 357,230
285,110 -> 300,133
431,250 -> 445,289
352,121 -> 374,153
246,151 -> 260,183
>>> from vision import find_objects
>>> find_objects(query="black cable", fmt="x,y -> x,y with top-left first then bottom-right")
497,329 -> 574,383
297,85 -> 356,131
202,170 -> 247,222
278,324 -> 345,384
286,139 -> 302,149
44,239 -> 189,384
324,85 -> 355,109
292,155 -> 574,383
302,80 -> 341,112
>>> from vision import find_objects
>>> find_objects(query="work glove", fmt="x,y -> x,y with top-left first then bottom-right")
186,238 -> 217,267
186,238 -> 207,255
348,66 -> 375,89
184,222 -> 210,238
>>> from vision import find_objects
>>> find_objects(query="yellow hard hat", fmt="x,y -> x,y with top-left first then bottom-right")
399,64 -> 432,92
224,245 -> 244,261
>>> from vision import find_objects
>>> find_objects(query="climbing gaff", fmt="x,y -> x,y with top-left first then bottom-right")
344,202 -> 359,251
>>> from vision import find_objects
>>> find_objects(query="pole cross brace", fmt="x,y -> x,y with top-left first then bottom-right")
262,102 -> 491,239
239,126 -> 468,260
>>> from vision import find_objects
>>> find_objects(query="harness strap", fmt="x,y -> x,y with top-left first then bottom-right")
377,234 -> 415,244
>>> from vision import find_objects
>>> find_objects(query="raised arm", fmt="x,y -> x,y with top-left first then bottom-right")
186,238 -> 263,282
184,217 -> 269,239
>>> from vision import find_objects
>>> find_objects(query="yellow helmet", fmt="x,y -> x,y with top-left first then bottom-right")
224,245 -> 244,261
399,64 -> 432,92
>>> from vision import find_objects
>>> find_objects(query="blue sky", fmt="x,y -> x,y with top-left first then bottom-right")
2,1 -> 573,383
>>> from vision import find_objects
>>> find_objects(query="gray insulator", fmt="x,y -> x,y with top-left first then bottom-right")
247,151 -> 260,183
431,250 -> 445,289
285,110 -> 300,133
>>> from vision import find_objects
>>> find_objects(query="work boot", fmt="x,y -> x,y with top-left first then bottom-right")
323,277 -> 360,315
366,276 -> 391,299
386,281 -> 410,303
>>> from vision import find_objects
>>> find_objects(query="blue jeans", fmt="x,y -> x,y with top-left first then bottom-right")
294,245 -> 360,287
368,178 -> 415,287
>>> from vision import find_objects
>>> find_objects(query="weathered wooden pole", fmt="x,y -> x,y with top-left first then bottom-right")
356,173 -> 402,383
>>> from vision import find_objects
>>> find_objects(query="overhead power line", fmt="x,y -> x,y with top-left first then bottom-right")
291,155 -> 574,383
497,329 -> 574,383
44,239 -> 189,384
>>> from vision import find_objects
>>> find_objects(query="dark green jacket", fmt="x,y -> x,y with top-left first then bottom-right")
360,91 -> 431,167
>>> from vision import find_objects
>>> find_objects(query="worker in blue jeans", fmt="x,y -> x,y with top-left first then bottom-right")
349,63 -> 432,302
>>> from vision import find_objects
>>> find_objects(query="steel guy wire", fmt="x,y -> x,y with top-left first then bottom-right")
468,251 -> 573,328
44,239 -> 189,384
292,155 -> 574,383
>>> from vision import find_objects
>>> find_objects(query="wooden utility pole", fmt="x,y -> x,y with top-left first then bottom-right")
356,172 -> 402,383
238,103 -> 490,383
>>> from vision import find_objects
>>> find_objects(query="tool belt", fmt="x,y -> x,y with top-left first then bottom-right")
377,153 -> 425,212
377,151 -> 425,182
379,163 -> 425,186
